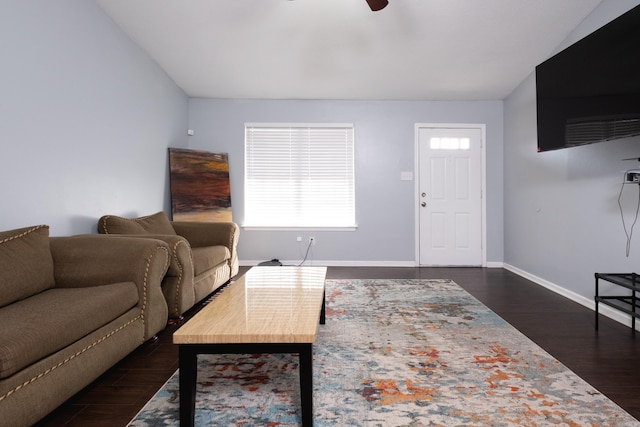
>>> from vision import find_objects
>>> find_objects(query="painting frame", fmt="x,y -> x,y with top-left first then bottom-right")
168,148 -> 232,222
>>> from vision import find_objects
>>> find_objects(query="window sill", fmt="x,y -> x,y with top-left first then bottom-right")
241,225 -> 358,232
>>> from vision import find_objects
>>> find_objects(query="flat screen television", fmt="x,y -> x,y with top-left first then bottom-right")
536,4 -> 640,152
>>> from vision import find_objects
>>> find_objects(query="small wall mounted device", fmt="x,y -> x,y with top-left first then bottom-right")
623,158 -> 640,184
625,169 -> 640,184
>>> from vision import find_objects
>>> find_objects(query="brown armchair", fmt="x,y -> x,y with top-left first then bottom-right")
98,211 -> 239,318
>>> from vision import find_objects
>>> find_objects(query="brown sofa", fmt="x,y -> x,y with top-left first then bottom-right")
0,225 -> 170,426
98,211 -> 239,318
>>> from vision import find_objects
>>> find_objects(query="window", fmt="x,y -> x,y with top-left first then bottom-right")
244,123 -> 356,228
430,137 -> 470,150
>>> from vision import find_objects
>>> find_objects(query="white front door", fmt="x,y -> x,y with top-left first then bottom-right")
417,125 -> 484,266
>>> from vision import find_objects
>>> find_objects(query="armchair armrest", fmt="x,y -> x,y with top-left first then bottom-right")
171,221 -> 239,249
49,235 -> 170,340
171,221 -> 239,277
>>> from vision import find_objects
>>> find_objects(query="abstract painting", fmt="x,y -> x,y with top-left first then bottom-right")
168,148 -> 232,222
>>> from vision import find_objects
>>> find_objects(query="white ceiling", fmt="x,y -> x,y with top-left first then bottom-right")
96,0 -> 602,101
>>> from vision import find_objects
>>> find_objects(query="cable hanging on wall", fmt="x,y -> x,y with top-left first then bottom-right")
618,164 -> 640,257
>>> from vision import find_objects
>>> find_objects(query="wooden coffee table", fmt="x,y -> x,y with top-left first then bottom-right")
173,266 -> 327,427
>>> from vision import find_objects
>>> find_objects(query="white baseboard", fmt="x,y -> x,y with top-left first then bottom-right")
241,260 -> 506,268
240,260 -> 417,267
503,263 -> 636,330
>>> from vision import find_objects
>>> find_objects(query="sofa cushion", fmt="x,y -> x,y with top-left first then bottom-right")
191,245 -> 230,276
0,225 -> 54,308
0,282 -> 139,379
99,212 -> 176,235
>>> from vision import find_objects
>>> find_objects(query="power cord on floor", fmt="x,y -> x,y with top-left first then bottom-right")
617,173 -> 640,257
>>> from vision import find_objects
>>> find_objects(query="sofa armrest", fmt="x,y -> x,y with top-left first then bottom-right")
172,221 -> 239,276
171,221 -> 239,249
105,234 -> 193,277
94,234 -> 195,318
118,234 -> 195,316
49,235 -> 170,340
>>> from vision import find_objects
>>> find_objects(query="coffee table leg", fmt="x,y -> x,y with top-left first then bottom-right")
179,346 -> 197,427
320,290 -> 326,325
299,344 -> 313,427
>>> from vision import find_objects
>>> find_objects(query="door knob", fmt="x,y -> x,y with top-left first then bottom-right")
421,202 -> 427,207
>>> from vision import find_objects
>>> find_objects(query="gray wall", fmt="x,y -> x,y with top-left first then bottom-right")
188,99 -> 504,265
504,0 -> 640,305
0,1 -> 188,236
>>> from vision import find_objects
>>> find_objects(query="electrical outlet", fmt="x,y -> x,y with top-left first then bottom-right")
296,236 -> 302,242
309,236 -> 316,245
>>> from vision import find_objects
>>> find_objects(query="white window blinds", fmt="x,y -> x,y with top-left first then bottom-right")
244,123 -> 355,228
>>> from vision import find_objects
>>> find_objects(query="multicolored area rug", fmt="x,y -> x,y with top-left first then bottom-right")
129,279 -> 638,426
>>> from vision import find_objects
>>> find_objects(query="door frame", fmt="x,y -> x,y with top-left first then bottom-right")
414,123 -> 487,267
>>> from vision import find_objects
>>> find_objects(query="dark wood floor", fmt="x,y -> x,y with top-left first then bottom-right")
35,267 -> 640,426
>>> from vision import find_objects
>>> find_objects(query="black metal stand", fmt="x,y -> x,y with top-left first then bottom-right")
594,272 -> 640,331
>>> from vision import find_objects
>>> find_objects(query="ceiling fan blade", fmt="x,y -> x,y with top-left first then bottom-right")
365,0 -> 388,11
